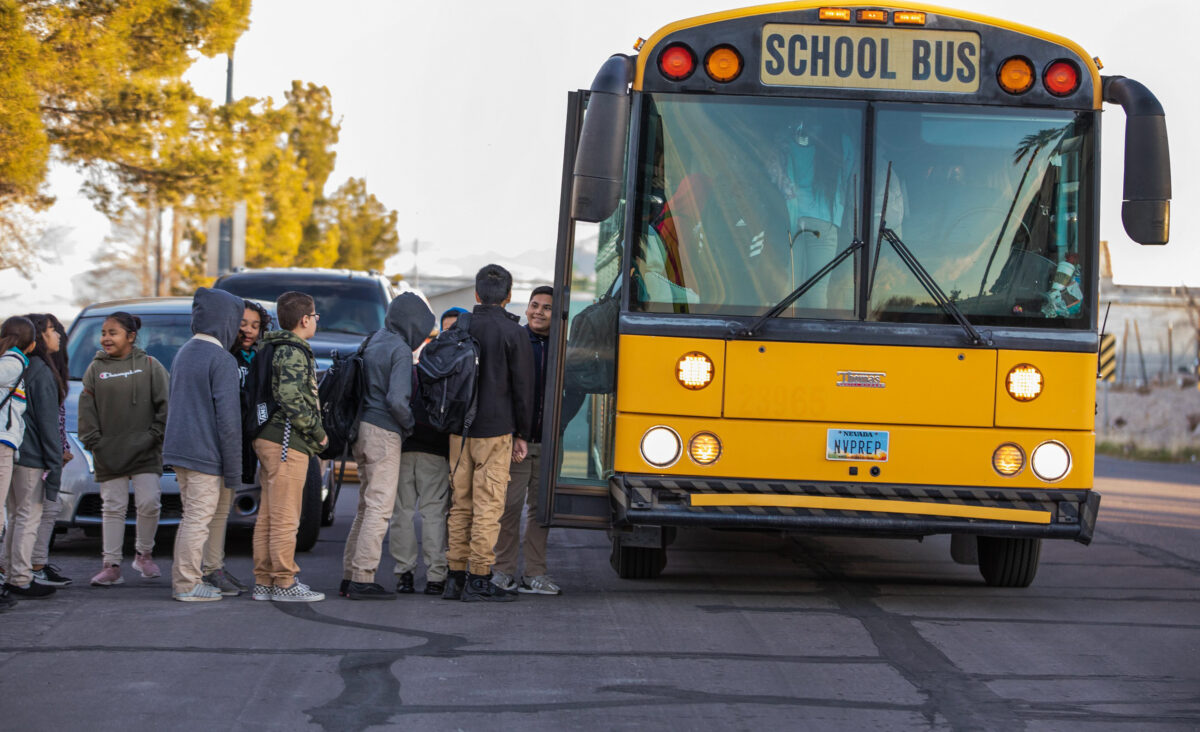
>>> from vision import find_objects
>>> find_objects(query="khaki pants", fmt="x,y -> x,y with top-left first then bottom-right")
99,473 -> 161,566
253,438 -> 308,587
171,467 -> 222,593
4,465 -> 45,587
494,443 -> 548,578
342,422 -> 402,583
32,494 -> 63,567
389,451 -> 450,582
446,434 -> 512,576
0,445 -> 13,561
202,486 -> 234,574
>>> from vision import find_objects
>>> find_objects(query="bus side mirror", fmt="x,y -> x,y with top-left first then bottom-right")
572,55 -> 634,223
1103,76 -> 1171,245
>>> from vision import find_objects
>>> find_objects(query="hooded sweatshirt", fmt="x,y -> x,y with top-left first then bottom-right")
78,346 -> 169,482
162,287 -> 244,486
360,293 -> 435,439
14,357 -> 63,499
0,348 -> 28,450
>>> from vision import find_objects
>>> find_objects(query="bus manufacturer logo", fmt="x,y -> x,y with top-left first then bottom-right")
836,370 -> 886,388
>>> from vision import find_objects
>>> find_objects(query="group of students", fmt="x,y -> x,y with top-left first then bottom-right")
0,262 -> 558,609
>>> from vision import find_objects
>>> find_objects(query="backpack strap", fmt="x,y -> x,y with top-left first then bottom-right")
0,353 -> 29,416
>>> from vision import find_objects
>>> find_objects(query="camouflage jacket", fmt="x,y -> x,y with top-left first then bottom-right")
256,329 -> 326,458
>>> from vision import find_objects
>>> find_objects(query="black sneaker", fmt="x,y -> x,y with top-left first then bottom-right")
4,581 -> 55,599
0,586 -> 16,612
33,564 -> 73,587
346,581 -> 396,601
423,580 -> 445,596
441,570 -> 466,601
461,573 -> 517,603
396,571 -> 415,594
339,579 -> 350,597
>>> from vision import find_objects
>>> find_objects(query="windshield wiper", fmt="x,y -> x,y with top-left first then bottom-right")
738,175 -> 863,339
868,162 -> 992,347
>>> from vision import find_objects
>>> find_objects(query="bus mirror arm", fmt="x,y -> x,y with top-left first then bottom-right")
1102,75 -> 1171,245
572,55 -> 635,223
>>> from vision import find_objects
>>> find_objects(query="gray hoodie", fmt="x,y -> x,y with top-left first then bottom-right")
360,293 -> 435,438
162,287 -> 244,485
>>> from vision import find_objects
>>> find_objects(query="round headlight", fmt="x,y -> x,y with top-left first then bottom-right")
640,426 -> 682,468
688,432 -> 722,465
992,443 -> 1025,476
1030,440 -> 1071,482
1006,364 -> 1043,402
676,352 -> 714,390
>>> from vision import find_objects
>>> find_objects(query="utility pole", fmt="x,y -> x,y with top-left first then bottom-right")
412,238 -> 420,289
218,52 -> 234,274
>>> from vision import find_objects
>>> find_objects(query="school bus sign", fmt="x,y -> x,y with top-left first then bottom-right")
761,24 -> 981,93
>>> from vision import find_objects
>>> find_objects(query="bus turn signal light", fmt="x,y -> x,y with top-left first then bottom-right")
1006,364 -> 1043,402
992,443 -> 1025,476
818,8 -> 851,21
705,46 -> 742,82
659,44 -> 696,81
1043,60 -> 1080,96
677,351 -> 714,390
689,432 -> 722,465
998,56 -> 1035,94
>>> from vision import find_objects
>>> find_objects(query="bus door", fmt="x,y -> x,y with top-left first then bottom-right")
538,90 -> 624,529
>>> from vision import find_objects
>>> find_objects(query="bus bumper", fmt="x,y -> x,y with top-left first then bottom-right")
613,475 -> 1100,545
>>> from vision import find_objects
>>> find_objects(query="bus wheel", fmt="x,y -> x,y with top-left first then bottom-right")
977,536 -> 1041,587
609,537 -> 667,579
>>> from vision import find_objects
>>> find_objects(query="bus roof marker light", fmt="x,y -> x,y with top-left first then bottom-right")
893,11 -> 926,25
659,44 -> 696,81
818,8 -> 852,22
998,56 -> 1035,94
704,46 -> 742,83
1006,364 -> 1043,402
1044,60 -> 1080,96
677,351 -> 714,390
857,9 -> 888,23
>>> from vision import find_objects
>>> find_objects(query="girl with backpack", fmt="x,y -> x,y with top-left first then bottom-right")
0,316 -> 36,610
78,312 -> 169,587
2,314 -> 65,599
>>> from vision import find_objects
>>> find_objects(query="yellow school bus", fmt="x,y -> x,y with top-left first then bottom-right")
540,2 -> 1171,586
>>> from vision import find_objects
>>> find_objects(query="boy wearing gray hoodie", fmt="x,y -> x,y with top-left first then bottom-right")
340,293 -> 434,600
163,288 -> 244,602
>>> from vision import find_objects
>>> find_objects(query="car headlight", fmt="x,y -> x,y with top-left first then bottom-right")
640,426 -> 682,468
1030,440 -> 1071,482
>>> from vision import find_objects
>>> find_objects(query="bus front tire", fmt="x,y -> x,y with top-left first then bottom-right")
977,536 -> 1041,587
610,538 -> 667,579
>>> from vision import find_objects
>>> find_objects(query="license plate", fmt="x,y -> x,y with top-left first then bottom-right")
826,429 -> 889,462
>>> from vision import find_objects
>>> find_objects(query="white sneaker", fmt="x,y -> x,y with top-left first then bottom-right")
518,575 -> 562,595
173,583 -> 222,602
490,570 -> 516,592
272,581 -> 324,603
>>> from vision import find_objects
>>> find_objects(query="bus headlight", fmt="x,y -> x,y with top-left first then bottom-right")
1031,441 -> 1071,482
688,432 -> 722,465
992,443 -> 1025,476
640,426 -> 682,469
677,352 -> 714,390
1005,364 -> 1043,402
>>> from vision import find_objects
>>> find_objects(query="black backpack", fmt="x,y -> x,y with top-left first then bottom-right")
563,281 -> 619,394
241,340 -> 305,443
416,313 -> 479,435
316,332 -> 375,460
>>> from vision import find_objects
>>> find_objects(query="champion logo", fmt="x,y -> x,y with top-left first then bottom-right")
98,368 -> 144,380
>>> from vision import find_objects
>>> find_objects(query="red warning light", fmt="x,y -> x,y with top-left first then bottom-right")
659,44 -> 696,81
1044,60 -> 1080,96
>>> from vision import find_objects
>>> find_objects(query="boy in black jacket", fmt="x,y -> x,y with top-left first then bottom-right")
443,264 -> 534,602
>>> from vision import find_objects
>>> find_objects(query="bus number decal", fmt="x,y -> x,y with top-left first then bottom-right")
761,24 -> 980,93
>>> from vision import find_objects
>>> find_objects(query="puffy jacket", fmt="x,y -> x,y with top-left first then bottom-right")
256,329 -> 325,458
78,346 -> 169,482
0,348 -> 28,450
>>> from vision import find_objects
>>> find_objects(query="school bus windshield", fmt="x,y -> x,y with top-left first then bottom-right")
630,94 -> 1094,329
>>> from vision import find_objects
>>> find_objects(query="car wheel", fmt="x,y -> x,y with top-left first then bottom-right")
296,456 -> 323,553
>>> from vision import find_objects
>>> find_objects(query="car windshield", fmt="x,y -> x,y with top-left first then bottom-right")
67,314 -> 193,379
217,278 -> 385,336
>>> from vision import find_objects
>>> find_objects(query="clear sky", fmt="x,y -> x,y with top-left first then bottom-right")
16,0 -> 1197,317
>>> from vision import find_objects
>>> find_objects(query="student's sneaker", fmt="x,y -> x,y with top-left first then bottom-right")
33,564 -> 73,587
251,583 -> 273,601
441,570 -> 466,601
132,552 -> 162,579
339,579 -> 350,597
490,569 -> 516,592
0,586 -> 16,612
173,583 -> 222,602
461,573 -> 517,603
4,581 -> 55,599
518,575 -> 562,595
347,582 -> 396,600
90,564 -> 124,586
395,571 -> 415,594
272,581 -> 324,603
423,580 -> 445,596
203,570 -> 244,597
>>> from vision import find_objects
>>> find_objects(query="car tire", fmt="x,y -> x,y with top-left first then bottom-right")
296,456 -> 323,553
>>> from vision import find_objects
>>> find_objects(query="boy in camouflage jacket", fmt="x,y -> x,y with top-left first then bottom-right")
251,291 -> 328,602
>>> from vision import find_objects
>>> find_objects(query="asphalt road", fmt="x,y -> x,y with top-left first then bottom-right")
1,456 -> 1197,731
